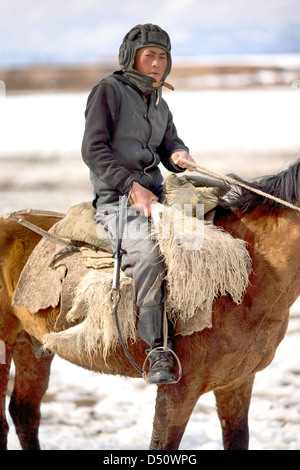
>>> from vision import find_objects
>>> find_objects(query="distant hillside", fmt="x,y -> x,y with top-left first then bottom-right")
1,56 -> 300,93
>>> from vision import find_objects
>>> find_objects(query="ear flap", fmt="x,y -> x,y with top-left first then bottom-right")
118,40 -> 136,71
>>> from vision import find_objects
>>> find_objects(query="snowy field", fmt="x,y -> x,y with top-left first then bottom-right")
1,87 -> 300,450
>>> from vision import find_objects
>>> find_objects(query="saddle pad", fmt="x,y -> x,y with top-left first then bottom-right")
53,201 -> 112,253
12,225 -> 113,330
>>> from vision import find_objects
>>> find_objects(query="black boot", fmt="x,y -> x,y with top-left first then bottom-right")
146,340 -> 176,384
137,305 -> 178,385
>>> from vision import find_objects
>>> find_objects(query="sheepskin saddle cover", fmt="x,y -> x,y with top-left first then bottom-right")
12,196 -> 252,356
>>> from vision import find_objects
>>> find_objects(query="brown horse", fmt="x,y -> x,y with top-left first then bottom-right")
0,160 -> 300,450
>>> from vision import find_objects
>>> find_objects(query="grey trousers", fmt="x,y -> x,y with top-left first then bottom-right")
95,202 -> 167,346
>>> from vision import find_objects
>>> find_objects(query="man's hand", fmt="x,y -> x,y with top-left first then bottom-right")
129,181 -> 158,217
171,150 -> 196,171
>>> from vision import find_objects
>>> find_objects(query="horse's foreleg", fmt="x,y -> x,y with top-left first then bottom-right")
214,375 -> 255,450
150,377 -> 202,450
9,336 -> 54,450
0,345 -> 12,450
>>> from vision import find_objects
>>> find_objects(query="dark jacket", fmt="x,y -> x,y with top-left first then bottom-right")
81,72 -> 189,206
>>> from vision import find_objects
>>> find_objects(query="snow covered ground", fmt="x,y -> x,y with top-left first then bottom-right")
1,87 -> 299,214
1,87 -> 300,450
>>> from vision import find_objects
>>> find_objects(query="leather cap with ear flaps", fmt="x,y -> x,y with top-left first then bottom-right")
118,24 -> 172,81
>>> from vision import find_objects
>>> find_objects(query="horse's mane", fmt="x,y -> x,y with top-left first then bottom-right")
219,159 -> 300,214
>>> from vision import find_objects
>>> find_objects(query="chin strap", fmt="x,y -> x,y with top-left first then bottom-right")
153,81 -> 175,91
152,81 -> 175,106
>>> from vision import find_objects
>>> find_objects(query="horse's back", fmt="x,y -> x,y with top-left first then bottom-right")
0,213 -> 62,338
0,213 -> 61,261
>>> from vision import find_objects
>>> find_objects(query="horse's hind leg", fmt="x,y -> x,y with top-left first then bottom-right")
9,334 -> 54,450
0,344 -> 13,450
214,375 -> 255,450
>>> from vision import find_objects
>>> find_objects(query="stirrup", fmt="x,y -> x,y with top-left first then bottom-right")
142,346 -> 182,384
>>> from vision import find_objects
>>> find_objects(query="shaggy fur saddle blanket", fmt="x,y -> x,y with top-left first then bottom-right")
12,199 -> 252,359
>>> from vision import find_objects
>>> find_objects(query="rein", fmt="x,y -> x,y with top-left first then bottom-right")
179,158 -> 300,213
2,158 -> 300,244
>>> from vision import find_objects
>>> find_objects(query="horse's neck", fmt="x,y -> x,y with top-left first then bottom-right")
245,209 -> 299,272
221,208 -> 300,308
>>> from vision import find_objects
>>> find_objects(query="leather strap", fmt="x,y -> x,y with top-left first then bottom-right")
153,81 -> 175,91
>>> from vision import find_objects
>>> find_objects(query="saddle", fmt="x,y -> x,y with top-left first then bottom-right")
12,175 -> 251,357
51,173 -> 230,252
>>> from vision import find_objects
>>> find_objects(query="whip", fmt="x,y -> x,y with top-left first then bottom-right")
178,157 -> 300,213
112,195 -> 144,375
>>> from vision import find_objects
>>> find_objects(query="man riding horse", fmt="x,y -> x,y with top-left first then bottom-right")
81,24 -> 195,384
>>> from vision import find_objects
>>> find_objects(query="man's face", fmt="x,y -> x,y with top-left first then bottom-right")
133,46 -> 168,82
